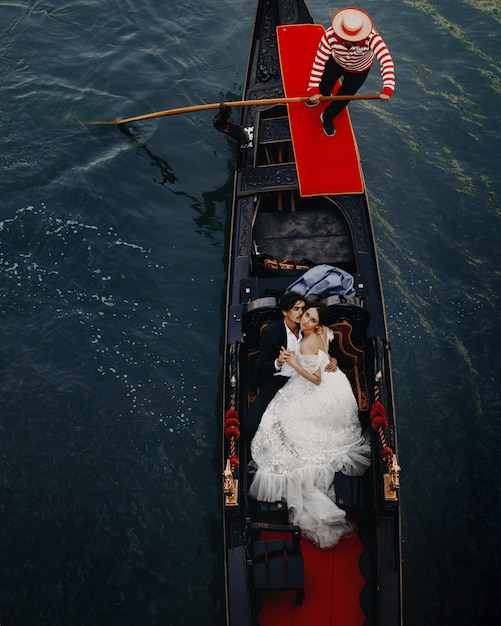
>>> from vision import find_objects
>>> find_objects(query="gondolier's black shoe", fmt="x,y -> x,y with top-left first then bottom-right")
320,112 -> 336,137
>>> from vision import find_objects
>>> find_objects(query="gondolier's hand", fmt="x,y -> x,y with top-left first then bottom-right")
325,357 -> 338,372
379,92 -> 390,102
307,93 -> 322,105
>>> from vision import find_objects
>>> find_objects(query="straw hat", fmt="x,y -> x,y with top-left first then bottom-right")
332,8 -> 373,42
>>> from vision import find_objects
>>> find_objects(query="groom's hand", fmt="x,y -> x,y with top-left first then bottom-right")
325,357 -> 338,372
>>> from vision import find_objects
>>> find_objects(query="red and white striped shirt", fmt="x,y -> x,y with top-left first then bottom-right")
307,27 -> 395,96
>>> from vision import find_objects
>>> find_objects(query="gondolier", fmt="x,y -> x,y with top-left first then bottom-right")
307,7 -> 395,136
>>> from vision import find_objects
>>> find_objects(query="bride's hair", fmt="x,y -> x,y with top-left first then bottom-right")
304,301 -> 330,326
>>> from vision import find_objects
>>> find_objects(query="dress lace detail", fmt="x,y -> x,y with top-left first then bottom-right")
249,329 -> 371,548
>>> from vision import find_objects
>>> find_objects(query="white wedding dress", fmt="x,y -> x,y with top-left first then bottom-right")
249,329 -> 371,548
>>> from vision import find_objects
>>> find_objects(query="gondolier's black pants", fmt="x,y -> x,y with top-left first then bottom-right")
320,57 -> 371,122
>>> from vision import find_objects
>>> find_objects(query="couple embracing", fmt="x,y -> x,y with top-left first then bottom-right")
246,291 -> 370,549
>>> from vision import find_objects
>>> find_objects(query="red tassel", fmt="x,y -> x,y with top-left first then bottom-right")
381,446 -> 393,460
229,454 -> 240,468
224,425 -> 241,439
225,409 -> 239,421
370,401 -> 386,418
370,401 -> 388,430
371,414 -> 389,430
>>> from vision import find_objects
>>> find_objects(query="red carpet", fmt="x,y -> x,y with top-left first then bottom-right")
277,24 -> 364,197
258,533 -> 366,626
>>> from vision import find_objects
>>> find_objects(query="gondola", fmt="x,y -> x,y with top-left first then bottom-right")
219,1 -> 402,624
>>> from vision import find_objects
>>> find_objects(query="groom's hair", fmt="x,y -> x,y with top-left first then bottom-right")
279,291 -> 305,312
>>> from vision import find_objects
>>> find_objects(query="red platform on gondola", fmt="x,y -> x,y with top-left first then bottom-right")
257,531 -> 366,626
277,24 -> 364,197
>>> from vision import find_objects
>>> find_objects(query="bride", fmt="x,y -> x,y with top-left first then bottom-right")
249,301 -> 371,548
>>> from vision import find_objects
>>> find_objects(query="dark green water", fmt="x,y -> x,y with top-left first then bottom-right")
1,1 -> 500,624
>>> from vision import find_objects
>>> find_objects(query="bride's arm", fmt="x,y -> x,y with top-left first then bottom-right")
286,352 -> 322,385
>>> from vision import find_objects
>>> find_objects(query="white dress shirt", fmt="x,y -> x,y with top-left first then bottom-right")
274,322 -> 300,378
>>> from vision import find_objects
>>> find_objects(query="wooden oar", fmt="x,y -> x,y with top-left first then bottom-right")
86,93 -> 381,126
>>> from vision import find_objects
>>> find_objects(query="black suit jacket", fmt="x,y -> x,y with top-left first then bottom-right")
244,318 -> 290,440
257,319 -> 289,392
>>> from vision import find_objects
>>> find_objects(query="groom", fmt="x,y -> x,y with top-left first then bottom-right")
244,291 -> 337,440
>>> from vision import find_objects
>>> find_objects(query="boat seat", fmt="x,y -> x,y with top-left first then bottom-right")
328,319 -> 369,412
325,295 -> 370,347
334,470 -> 366,510
247,496 -> 289,517
247,318 -> 368,412
246,522 -> 304,606
242,297 -> 280,330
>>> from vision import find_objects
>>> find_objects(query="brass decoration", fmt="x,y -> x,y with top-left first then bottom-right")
384,454 -> 401,501
223,459 -> 239,507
